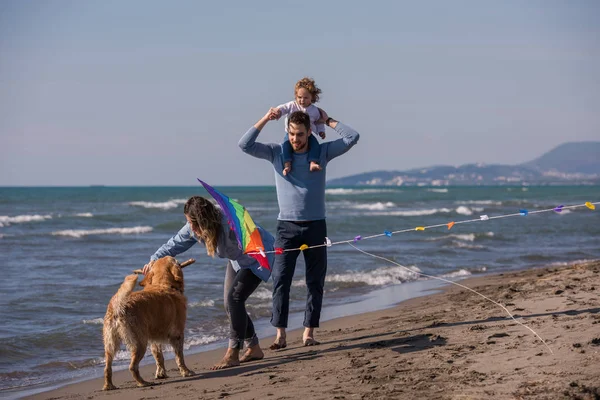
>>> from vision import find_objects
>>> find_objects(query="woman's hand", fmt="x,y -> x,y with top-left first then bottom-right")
142,260 -> 155,275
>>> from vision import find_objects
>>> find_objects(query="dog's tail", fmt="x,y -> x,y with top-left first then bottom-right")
110,274 -> 138,315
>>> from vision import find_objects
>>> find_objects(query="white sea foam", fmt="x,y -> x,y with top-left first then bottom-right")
183,335 -> 222,350
129,199 -> 187,210
349,202 -> 396,211
325,188 -> 397,195
449,241 -> 484,249
546,259 -> 598,268
326,265 -> 421,285
251,288 -> 273,300
52,226 -> 153,238
427,188 -> 449,193
0,214 -> 52,227
189,299 -> 215,308
455,200 -> 502,206
74,213 -> 94,218
366,208 -> 451,217
455,206 -> 473,216
439,269 -> 472,279
291,265 -> 422,288
100,334 -> 224,364
82,318 -> 103,325
428,232 -> 494,242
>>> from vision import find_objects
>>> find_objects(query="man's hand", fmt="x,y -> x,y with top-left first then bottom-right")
317,108 -> 338,129
270,107 -> 282,120
142,260 -> 155,275
255,108 -> 278,130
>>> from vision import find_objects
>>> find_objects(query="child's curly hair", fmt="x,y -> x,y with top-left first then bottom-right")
295,77 -> 322,103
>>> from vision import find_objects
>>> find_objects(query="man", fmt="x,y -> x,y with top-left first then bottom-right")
239,108 -> 360,348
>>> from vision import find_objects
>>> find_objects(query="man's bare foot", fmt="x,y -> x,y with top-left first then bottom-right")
269,329 -> 287,350
283,162 -> 292,176
303,327 -> 320,346
309,162 -> 322,172
210,348 -> 240,370
303,337 -> 321,346
240,345 -> 264,363
269,337 -> 287,350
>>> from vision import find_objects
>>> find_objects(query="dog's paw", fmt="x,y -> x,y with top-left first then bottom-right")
180,368 -> 195,377
155,370 -> 168,379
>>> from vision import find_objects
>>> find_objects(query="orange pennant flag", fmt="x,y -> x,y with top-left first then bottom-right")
447,221 -> 455,230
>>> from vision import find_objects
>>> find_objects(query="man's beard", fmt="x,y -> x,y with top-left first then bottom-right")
292,141 -> 307,152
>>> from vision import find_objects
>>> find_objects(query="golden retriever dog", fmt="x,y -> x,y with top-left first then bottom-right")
103,256 -> 195,390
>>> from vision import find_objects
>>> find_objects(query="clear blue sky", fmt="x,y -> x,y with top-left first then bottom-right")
1,0 -> 598,186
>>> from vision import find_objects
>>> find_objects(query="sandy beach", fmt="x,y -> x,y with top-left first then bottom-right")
25,260 -> 600,400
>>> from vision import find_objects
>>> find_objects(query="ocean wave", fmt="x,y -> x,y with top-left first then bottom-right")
183,335 -> 223,350
189,299 -> 215,308
251,288 -> 273,300
448,241 -> 485,249
291,265 -> 421,288
128,199 -> 187,210
439,269 -> 472,278
99,334 -> 224,365
51,226 -> 153,238
455,200 -> 502,206
455,206 -> 473,215
428,232 -> 494,242
545,258 -> 598,268
349,202 -> 396,211
82,318 -> 103,325
327,265 -> 421,285
427,188 -> 449,193
366,208 -> 451,217
0,214 -> 52,227
325,188 -> 397,195
74,213 -> 94,218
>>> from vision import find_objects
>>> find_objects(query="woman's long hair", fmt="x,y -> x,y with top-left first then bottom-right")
183,196 -> 221,257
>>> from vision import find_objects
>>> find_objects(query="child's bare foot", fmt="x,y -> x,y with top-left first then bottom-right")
283,162 -> 292,176
318,132 -> 326,139
309,161 -> 322,172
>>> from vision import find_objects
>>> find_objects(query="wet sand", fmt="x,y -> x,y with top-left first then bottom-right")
26,260 -> 600,400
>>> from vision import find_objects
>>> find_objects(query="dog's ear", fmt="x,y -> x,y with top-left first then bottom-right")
139,270 -> 153,287
169,263 -> 184,292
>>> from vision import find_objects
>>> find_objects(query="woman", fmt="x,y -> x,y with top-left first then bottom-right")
142,196 -> 274,369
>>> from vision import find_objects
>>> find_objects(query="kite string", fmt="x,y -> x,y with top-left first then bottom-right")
250,201 -> 598,254
346,242 -> 554,354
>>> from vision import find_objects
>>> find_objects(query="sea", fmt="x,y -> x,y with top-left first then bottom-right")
0,185 -> 598,398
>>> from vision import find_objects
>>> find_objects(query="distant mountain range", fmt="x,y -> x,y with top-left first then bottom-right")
328,142 -> 600,186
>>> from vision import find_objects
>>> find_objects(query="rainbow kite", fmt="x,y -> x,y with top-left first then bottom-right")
198,179 -> 270,270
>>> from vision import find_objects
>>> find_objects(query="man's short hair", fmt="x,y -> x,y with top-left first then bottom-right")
287,111 -> 311,132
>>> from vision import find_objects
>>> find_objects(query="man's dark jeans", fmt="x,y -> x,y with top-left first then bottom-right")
271,219 -> 327,328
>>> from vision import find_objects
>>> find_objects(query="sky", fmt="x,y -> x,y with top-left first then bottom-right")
1,0 -> 598,186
